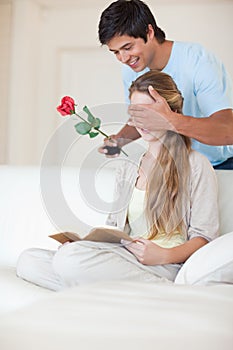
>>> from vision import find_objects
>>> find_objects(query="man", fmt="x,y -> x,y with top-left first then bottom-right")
98,0 -> 233,169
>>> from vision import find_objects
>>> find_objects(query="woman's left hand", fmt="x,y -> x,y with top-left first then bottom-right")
121,238 -> 167,265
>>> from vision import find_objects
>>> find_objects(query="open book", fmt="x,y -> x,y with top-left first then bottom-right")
49,226 -> 133,244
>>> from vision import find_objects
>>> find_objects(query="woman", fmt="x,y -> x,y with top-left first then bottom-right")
17,71 -> 219,290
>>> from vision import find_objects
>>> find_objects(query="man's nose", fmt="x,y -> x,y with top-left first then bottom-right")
119,51 -> 130,63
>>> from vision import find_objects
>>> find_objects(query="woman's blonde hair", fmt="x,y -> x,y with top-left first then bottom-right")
129,70 -> 192,240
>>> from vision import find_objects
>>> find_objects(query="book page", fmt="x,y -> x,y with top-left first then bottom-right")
84,227 -> 133,243
49,227 -> 132,244
49,232 -> 81,244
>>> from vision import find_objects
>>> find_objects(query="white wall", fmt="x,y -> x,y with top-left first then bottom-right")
1,0 -> 233,165
0,1 -> 11,164
149,0 -> 233,74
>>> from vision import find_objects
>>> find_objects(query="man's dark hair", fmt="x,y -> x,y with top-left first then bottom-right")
98,0 -> 166,45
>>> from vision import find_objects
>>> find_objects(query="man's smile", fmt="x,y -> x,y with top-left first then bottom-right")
128,57 -> 140,69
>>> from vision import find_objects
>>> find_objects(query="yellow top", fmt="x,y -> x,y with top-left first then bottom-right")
127,187 -> 185,248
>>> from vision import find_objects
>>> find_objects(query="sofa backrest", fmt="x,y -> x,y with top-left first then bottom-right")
0,166 -> 112,266
0,166 -> 232,266
215,170 -> 233,235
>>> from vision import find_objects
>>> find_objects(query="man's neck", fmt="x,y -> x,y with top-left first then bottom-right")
149,40 -> 173,71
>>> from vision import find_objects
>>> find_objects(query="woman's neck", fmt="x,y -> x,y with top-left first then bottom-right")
136,140 -> 163,190
147,139 -> 163,158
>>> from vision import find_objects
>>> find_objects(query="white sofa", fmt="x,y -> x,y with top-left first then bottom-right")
0,165 -> 233,350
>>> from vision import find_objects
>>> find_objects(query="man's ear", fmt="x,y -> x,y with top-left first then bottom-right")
147,24 -> 155,41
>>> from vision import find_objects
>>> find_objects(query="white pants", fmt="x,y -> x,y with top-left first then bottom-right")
16,241 -> 180,291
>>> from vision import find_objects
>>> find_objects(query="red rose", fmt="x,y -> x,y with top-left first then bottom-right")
57,96 -> 75,116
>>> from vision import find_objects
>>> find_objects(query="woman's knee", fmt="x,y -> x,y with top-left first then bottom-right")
16,248 -> 39,279
16,248 -> 55,281
53,242 -> 106,286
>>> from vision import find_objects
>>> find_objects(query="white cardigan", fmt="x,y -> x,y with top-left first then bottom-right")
106,150 -> 219,242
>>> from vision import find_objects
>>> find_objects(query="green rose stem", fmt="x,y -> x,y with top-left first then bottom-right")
72,107 -> 128,157
73,112 -> 108,138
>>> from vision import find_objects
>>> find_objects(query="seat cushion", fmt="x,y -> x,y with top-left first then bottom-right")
0,266 -> 52,314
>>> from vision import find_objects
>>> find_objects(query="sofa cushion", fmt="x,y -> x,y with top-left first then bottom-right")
0,266 -> 52,314
175,231 -> 233,285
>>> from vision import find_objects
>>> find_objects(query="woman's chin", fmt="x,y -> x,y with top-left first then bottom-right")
137,128 -> 159,141
141,134 -> 157,142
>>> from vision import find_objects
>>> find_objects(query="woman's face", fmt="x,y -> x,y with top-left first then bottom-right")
130,91 -> 166,142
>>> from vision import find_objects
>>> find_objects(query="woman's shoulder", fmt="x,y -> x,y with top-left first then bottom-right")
189,150 -> 215,176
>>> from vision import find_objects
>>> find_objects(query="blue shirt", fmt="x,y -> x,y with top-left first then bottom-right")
122,41 -> 233,166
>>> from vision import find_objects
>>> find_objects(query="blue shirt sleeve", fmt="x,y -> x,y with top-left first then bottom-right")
193,52 -> 233,116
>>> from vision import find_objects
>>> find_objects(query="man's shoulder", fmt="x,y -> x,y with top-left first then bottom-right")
173,41 -> 212,62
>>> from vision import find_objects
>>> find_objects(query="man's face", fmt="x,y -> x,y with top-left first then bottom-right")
107,34 -> 155,72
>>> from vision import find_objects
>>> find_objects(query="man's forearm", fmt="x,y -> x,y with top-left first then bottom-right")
115,124 -> 141,146
172,109 -> 233,145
